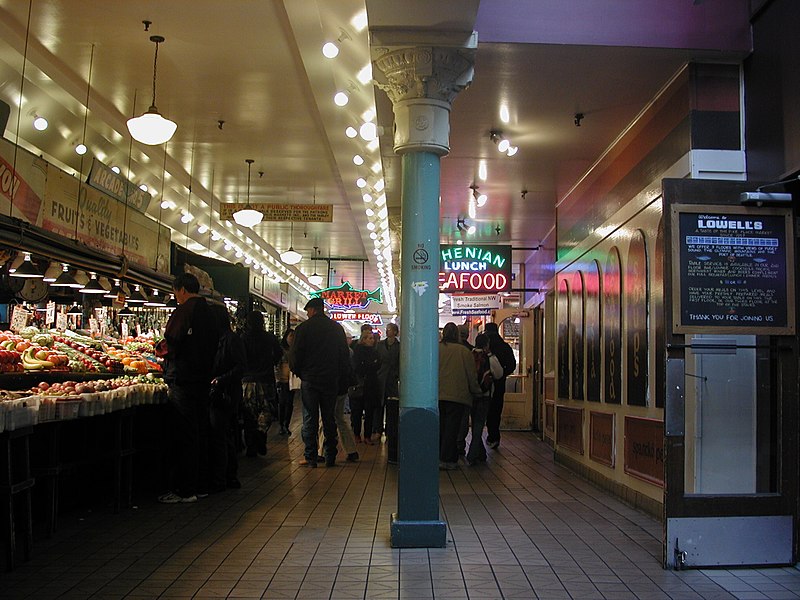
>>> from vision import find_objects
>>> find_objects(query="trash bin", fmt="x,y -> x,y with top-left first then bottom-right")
386,396 -> 399,463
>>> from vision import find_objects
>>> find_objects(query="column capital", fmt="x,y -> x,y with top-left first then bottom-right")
372,44 -> 475,155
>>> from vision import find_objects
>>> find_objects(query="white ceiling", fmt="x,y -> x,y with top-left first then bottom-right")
0,0 -> 749,314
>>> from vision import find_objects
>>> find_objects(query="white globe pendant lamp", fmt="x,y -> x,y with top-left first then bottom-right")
127,35 -> 177,145
232,159 -> 263,228
280,221 -> 302,265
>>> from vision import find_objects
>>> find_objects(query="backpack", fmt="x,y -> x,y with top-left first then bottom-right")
474,350 -> 493,393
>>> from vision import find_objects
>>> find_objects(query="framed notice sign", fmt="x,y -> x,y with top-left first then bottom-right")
671,205 -> 795,335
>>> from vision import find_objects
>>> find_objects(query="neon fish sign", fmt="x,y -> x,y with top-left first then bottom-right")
310,281 -> 383,310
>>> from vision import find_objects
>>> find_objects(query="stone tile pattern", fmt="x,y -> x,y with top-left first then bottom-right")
2,418 -> 799,599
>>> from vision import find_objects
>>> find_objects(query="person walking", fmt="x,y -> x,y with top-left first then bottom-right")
158,272 -> 220,504
240,311 -> 283,457
289,297 -> 351,468
375,322 -> 400,441
466,333 -> 503,465
484,321 -> 517,450
276,328 -> 295,435
351,329 -> 381,444
208,303 -> 246,490
438,322 -> 482,470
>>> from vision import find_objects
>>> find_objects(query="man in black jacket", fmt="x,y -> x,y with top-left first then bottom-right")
485,321 -> 516,450
159,272 -> 220,503
289,297 -> 351,467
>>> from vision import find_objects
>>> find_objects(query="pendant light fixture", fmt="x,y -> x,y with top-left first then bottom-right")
127,284 -> 149,304
232,159 -> 262,228
144,288 -> 167,307
280,221 -> 302,265
104,278 -> 123,299
79,272 -> 107,294
67,304 -> 83,315
117,305 -> 135,317
308,246 -> 323,286
126,35 -> 177,145
50,263 -> 83,288
10,252 -> 43,278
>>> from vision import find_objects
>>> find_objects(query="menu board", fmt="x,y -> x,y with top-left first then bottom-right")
671,205 -> 795,335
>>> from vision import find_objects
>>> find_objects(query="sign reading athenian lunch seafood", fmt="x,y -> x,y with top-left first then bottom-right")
220,202 -> 333,222
438,244 -> 512,293
671,204 -> 795,335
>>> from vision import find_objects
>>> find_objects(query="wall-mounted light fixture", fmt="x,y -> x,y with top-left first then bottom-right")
322,28 -> 352,59
490,130 -> 518,156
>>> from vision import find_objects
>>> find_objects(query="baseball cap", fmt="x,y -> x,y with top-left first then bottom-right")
304,297 -> 325,311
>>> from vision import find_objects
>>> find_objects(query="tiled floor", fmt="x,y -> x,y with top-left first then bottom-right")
2,423 -> 800,599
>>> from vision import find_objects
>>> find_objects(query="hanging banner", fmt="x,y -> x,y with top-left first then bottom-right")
219,202 -> 333,222
0,138 -> 170,273
42,169 -> 172,273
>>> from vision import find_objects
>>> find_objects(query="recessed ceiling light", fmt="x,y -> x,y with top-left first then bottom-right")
345,126 -> 358,138
33,115 -> 48,131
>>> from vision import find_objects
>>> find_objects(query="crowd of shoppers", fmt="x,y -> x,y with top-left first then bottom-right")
157,271 -> 514,502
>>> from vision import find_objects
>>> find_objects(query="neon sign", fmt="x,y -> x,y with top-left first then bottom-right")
438,244 -> 512,293
310,281 -> 383,310
331,312 -> 384,325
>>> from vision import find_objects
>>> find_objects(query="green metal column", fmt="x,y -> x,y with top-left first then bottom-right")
370,40 -> 477,548
391,150 -> 445,547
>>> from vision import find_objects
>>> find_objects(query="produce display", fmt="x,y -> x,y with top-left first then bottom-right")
0,328 -> 162,375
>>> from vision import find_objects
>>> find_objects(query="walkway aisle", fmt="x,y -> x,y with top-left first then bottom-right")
2,428 -> 799,599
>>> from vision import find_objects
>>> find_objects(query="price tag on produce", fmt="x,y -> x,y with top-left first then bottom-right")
10,305 -> 29,332
89,317 -> 99,334
45,301 -> 56,326
121,322 -> 129,339
55,312 -> 68,331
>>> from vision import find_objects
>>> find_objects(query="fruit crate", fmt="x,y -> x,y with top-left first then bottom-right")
55,399 -> 81,420
39,398 -> 56,422
5,396 -> 40,430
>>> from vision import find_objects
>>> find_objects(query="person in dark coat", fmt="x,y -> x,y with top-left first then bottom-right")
485,321 -> 517,450
158,272 -> 220,504
351,329 -> 381,444
289,297 -> 351,467
208,303 -> 246,491
240,311 -> 283,457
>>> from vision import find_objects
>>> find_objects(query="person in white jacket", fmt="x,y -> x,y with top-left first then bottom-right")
467,333 -> 503,465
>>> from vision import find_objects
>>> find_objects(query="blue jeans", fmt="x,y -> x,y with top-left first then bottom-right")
301,381 -> 338,461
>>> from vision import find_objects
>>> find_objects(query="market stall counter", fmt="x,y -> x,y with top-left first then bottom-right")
0,371 -> 170,571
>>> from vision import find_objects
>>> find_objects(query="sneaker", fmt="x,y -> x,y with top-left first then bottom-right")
316,455 -> 326,463
299,458 -> 318,468
158,492 -> 197,504
346,452 -> 360,462
488,440 -> 500,450
325,457 -> 337,468
196,492 -> 209,499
